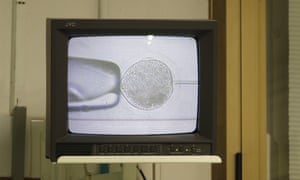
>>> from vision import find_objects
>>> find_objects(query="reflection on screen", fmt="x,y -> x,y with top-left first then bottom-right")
68,35 -> 199,135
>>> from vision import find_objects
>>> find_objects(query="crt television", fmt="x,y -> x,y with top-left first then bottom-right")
46,19 -> 217,162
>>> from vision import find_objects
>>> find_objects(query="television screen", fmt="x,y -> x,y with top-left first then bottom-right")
68,35 -> 198,135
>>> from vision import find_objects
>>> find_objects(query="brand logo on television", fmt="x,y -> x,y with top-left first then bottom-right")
65,22 -> 76,28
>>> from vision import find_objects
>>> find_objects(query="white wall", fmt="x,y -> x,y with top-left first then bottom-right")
0,0 -> 13,177
100,0 -> 209,19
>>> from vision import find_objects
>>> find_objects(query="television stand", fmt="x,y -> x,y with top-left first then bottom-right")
56,155 -> 222,164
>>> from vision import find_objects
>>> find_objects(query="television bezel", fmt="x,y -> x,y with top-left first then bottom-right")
46,19 -> 217,162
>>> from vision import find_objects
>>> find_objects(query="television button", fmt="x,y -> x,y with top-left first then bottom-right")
97,145 -> 105,153
192,147 -> 202,153
170,146 -> 175,152
171,146 -> 180,153
179,146 -> 184,152
108,146 -> 114,153
97,146 -> 102,151
99,146 -> 108,153
103,146 -> 108,153
116,145 -> 123,152
124,145 -> 131,152
150,145 -> 158,153
141,145 -> 148,153
133,145 -> 140,153
184,147 -> 191,153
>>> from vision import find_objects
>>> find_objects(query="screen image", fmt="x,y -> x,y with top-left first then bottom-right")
68,35 -> 199,135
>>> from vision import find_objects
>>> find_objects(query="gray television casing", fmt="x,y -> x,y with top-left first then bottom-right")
46,19 -> 217,162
